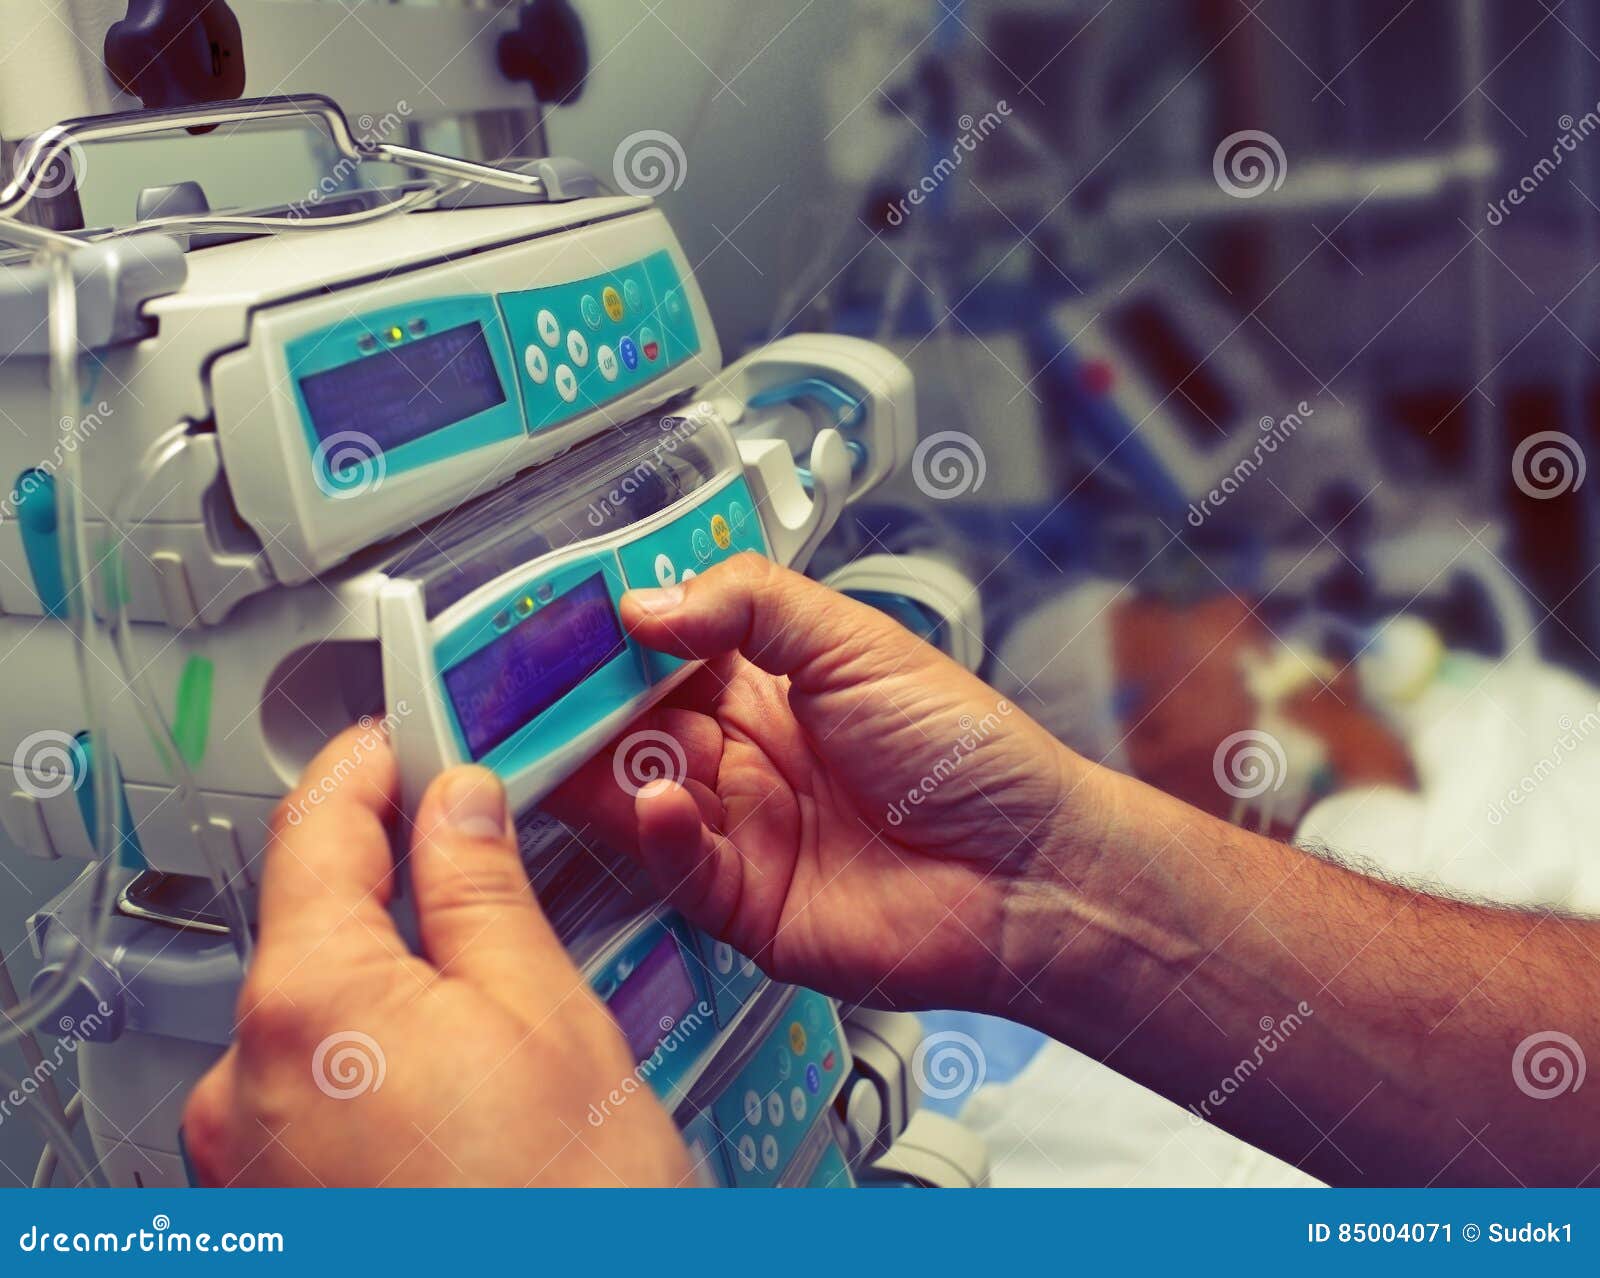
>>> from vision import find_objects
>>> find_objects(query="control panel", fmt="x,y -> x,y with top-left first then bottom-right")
430,473 -> 766,785
708,989 -> 848,1188
499,249 -> 701,431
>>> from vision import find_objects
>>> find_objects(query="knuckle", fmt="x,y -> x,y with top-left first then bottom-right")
180,1072 -> 230,1185
722,550 -> 773,592
234,974 -> 315,1056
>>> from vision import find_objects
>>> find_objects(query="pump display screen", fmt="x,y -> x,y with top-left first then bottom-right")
608,935 -> 698,1061
442,573 -> 625,759
298,322 -> 506,452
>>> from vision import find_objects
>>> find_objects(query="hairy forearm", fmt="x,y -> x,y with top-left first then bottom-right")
994,755 -> 1600,1186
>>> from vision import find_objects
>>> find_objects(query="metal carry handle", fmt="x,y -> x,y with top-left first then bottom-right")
0,93 -> 552,222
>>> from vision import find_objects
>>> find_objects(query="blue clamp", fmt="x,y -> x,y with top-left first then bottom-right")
14,469 -> 67,618
71,732 -> 147,870
747,376 -> 866,431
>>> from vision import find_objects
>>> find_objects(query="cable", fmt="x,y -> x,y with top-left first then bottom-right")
31,1093 -> 84,1189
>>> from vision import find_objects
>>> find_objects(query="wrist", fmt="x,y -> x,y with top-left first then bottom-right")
981,748 -> 1194,1033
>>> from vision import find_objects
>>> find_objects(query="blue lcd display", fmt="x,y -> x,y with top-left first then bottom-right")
609,935 -> 698,1061
298,322 -> 506,452
442,572 -> 625,760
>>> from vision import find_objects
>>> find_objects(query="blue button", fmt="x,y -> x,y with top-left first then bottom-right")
619,336 -> 639,370
805,1063 -> 821,1094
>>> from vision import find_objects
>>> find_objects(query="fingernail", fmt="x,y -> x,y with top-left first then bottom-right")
628,585 -> 685,615
442,769 -> 509,840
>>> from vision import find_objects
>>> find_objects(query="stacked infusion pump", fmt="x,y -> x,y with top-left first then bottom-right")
0,97 -> 986,1189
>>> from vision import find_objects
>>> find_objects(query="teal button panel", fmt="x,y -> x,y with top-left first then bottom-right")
688,929 -> 766,1028
588,913 -> 719,1105
711,989 -> 846,1188
616,476 -> 768,682
498,249 -> 701,434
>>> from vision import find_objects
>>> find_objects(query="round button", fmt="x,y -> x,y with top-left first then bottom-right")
691,527 -> 712,562
789,1022 -> 807,1055
760,1134 -> 779,1171
639,325 -> 660,362
727,501 -> 746,535
554,364 -> 578,402
737,1134 -> 757,1171
566,329 -> 589,367
766,1093 -> 785,1127
523,344 -> 548,384
775,1050 -> 792,1080
680,568 -> 697,581
536,308 -> 560,347
623,279 -> 643,310
710,513 -> 732,551
713,941 -> 734,974
602,286 -> 624,322
664,288 -> 684,319
596,345 -> 619,381
805,1062 -> 821,1094
618,336 -> 639,370
580,294 -> 602,328
789,1085 -> 807,1122
743,1090 -> 762,1128
653,553 -> 676,587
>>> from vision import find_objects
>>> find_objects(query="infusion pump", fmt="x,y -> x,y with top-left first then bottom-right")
0,94 -> 980,1193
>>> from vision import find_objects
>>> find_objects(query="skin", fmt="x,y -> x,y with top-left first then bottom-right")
187,553 -> 1600,1187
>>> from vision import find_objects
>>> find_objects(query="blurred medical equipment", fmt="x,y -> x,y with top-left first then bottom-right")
0,2 -> 982,1189
825,553 -> 985,673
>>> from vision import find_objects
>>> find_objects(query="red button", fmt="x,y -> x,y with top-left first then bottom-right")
643,341 -> 660,362
822,1050 -> 836,1072
1080,359 -> 1115,396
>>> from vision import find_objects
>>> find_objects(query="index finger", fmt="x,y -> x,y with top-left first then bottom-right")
254,722 -> 408,976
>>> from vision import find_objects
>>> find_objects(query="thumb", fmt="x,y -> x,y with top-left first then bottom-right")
409,766 -> 583,1023
620,552 -> 933,692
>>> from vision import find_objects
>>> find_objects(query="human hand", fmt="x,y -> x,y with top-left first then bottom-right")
182,726 -> 691,1187
546,554 -> 1104,1014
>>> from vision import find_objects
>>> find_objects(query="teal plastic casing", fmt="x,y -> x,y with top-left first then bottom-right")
711,988 -> 847,1188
